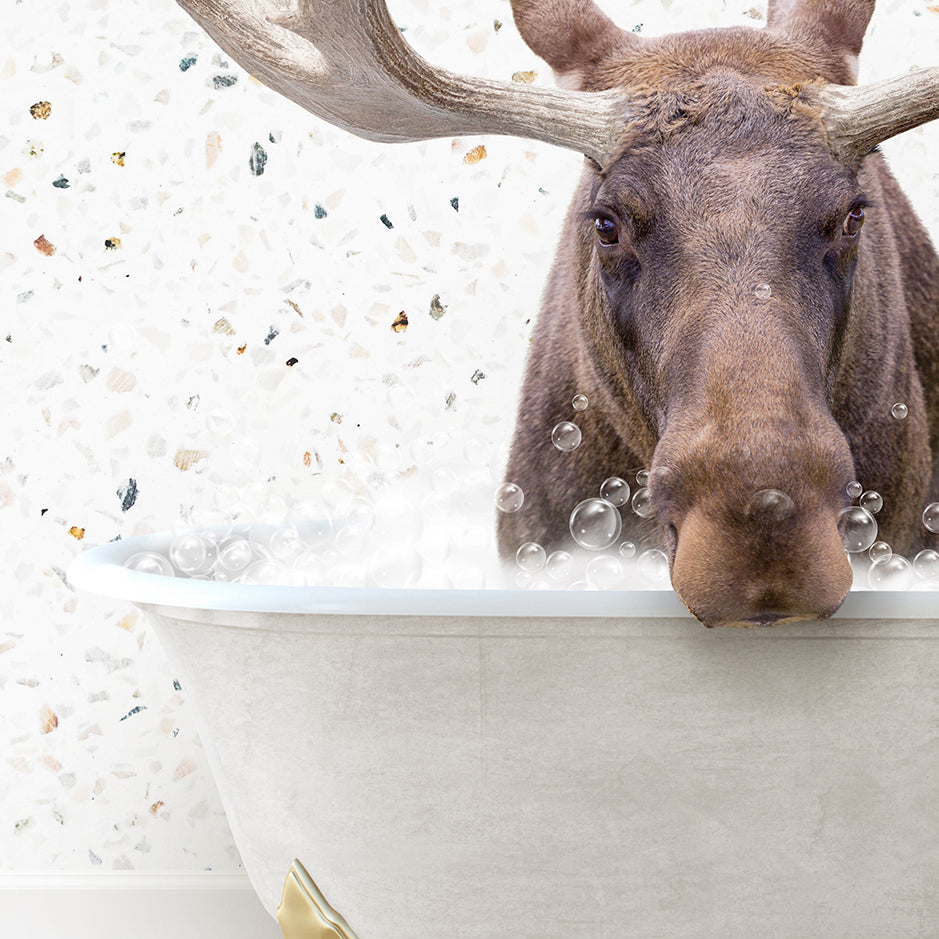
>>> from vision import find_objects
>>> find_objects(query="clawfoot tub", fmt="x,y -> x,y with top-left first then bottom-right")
69,531 -> 939,938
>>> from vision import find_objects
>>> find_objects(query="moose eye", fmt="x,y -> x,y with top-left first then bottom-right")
843,206 -> 865,239
594,216 -> 619,246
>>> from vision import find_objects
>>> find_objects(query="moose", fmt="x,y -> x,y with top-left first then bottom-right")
175,0 -> 939,626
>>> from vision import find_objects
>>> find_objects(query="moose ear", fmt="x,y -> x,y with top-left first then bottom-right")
511,0 -> 639,90
766,0 -> 876,82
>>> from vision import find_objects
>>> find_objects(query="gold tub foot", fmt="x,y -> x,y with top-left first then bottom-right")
277,859 -> 360,939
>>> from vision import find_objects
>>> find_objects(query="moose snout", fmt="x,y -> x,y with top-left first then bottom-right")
651,428 -> 856,628
667,500 -> 853,628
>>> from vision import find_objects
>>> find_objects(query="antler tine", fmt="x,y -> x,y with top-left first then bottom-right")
174,0 -> 633,169
815,66 -> 939,165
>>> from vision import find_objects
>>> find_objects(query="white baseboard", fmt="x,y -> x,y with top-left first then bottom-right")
0,871 -> 282,939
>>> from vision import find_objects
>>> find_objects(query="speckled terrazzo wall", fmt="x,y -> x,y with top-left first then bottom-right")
2,0 -> 937,873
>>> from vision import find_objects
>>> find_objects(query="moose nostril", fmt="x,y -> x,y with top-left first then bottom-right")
744,488 -> 796,523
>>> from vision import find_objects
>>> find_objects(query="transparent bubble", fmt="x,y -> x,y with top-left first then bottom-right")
744,488 -> 795,523
754,283 -> 772,300
636,470 -> 650,486
238,560 -> 283,586
330,562 -> 369,589
529,581 -> 551,591
837,506 -> 878,553
631,487 -> 655,518
923,502 -> 939,533
637,548 -> 670,583
369,547 -> 422,588
125,551 -> 175,577
169,532 -> 217,575
267,525 -> 304,564
868,554 -> 914,591
618,541 -> 637,560
846,480 -> 863,500
494,482 -> 524,513
216,536 -> 254,574
551,421 -> 582,452
585,554 -> 624,590
891,402 -> 908,420
516,542 -> 547,573
293,551 -> 326,586
572,394 -> 588,411
347,498 -> 376,531
206,408 -> 234,436
868,541 -> 892,563
515,571 -> 534,589
335,523 -> 368,557
859,490 -> 882,515
599,476 -> 630,507
569,498 -> 623,550
913,549 -> 939,582
545,550 -> 576,582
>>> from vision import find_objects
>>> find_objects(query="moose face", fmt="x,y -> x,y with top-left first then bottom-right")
580,76 -> 861,624
174,0 -> 939,625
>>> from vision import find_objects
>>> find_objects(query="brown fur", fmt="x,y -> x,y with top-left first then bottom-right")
499,1 -> 939,626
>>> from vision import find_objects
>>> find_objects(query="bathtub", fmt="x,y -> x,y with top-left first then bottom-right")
69,531 -> 939,938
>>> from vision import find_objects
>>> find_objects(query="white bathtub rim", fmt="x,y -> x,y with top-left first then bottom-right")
66,531 -> 939,620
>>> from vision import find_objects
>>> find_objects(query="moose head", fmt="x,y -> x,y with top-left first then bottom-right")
174,0 -> 939,626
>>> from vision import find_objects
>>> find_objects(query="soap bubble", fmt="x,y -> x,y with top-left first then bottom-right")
330,563 -> 369,589
846,480 -> 863,500
335,523 -> 368,557
216,536 -> 254,574
516,542 -> 547,572
868,541 -> 892,563
744,488 -> 795,522
267,525 -> 304,564
552,421 -> 582,452
637,548 -> 670,583
347,498 -> 376,531
838,506 -> 878,553
599,476 -> 630,507
238,560 -> 282,585
631,487 -> 655,518
923,502 -> 939,533
572,394 -> 589,411
569,498 -> 622,550
515,571 -> 534,589
494,482 -> 524,513
545,550 -> 576,582
293,551 -> 326,586
618,541 -> 637,560
585,554 -> 624,590
754,283 -> 772,300
913,549 -> 939,582
125,551 -> 175,577
636,470 -> 650,486
891,402 -> 908,420
369,547 -> 422,588
868,554 -> 914,591
859,491 -> 883,515
169,532 -> 216,575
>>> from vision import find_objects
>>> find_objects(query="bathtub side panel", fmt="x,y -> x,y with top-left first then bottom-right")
146,611 -> 939,939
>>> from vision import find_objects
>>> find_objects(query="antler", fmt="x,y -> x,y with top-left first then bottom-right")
174,0 -> 634,170
815,66 -> 939,164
